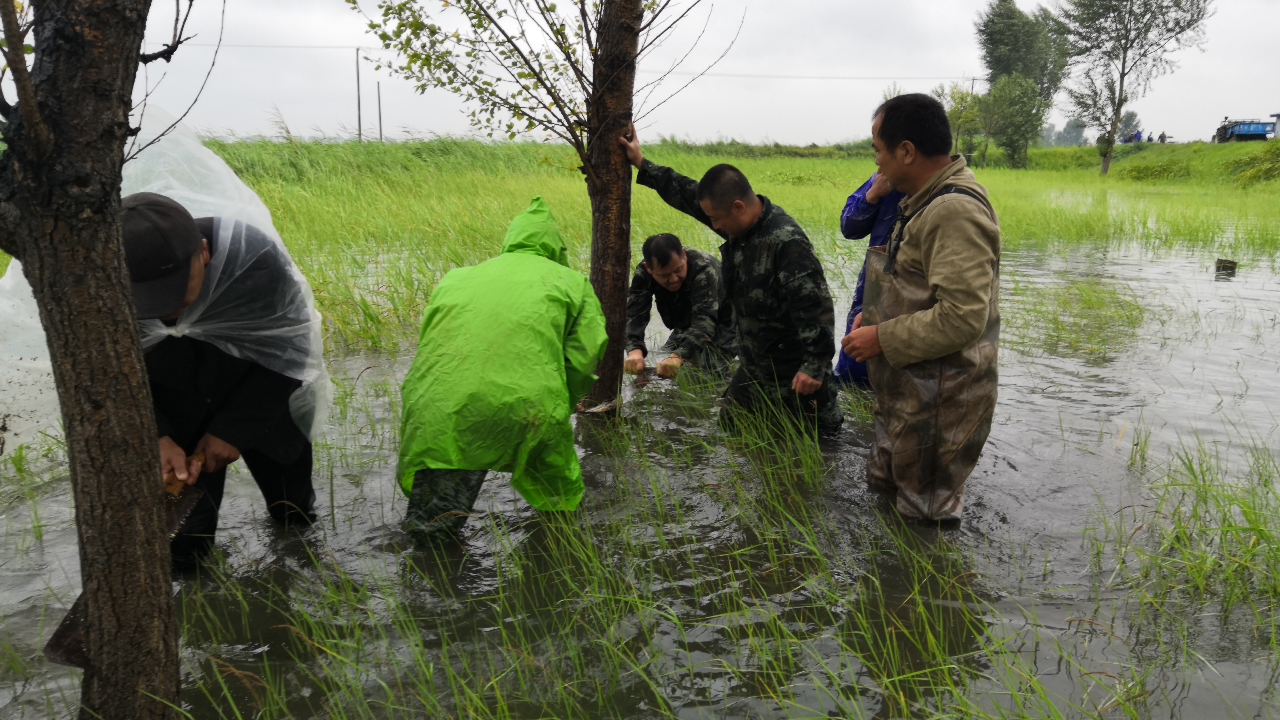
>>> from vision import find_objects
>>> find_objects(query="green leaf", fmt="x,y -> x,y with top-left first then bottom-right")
0,40 -> 35,54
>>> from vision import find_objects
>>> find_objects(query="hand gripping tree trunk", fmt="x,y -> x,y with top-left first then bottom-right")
584,0 -> 644,407
0,1 -> 180,718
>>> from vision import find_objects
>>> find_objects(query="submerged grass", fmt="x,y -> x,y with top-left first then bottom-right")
168,385 -> 1041,718
1085,439 -> 1280,697
1003,275 -> 1146,365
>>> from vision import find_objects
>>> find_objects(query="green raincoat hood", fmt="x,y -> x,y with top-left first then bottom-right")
502,196 -> 571,268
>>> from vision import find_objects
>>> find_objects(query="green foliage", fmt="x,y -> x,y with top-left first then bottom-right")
1060,0 -> 1212,171
651,135 -> 874,160
975,0 -> 1070,102
1116,157 -> 1191,182
932,81 -> 983,155
982,74 -> 1045,169
1226,140 -> 1280,186
0,39 -> 34,54
1116,109 -> 1141,139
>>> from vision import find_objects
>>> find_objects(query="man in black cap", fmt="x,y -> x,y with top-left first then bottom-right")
122,192 -> 317,569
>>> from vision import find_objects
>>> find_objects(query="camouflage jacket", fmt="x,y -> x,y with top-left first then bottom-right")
625,247 -> 735,359
637,159 -> 836,383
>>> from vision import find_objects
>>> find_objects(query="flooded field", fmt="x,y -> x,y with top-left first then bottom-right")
4,139 -> 1280,718
4,236 -> 1279,718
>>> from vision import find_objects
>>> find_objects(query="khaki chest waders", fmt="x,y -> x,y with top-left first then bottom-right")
862,190 -> 1000,521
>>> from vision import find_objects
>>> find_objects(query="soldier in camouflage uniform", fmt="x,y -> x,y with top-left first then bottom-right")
619,127 -> 843,432
624,233 -> 736,379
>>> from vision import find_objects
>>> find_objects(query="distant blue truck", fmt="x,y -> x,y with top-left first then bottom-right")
1214,117 -> 1277,143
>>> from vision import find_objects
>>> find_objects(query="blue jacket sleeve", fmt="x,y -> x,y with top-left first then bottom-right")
840,177 -> 879,240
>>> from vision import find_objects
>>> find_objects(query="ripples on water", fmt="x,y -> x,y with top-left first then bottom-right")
2,245 -> 1278,718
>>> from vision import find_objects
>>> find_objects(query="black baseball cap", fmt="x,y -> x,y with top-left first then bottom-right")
122,193 -> 203,320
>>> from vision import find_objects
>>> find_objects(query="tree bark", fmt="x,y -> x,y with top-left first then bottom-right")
0,1 -> 180,718
583,0 -> 643,407
1101,61 -> 1128,176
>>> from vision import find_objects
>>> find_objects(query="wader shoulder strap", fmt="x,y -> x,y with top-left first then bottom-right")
884,186 -> 994,275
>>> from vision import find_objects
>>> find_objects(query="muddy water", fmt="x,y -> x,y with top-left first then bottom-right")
2,245 -> 1278,718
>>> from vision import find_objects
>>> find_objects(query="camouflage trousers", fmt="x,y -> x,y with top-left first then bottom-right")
862,246 -> 1000,521
719,364 -> 844,435
404,468 -> 489,540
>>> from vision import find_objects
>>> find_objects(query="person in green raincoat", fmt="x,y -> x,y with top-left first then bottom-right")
398,197 -> 608,539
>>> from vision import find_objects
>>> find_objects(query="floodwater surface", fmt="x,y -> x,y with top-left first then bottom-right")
2,245 -> 1278,719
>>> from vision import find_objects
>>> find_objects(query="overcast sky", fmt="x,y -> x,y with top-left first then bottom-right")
123,0 -> 1280,146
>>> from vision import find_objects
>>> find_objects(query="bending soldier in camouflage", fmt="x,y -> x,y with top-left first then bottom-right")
843,94 -> 1001,522
619,127 -> 843,432
624,233 -> 736,379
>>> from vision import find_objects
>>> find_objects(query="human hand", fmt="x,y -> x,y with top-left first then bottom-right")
841,325 -> 882,362
618,123 -> 643,168
866,173 -> 893,204
624,349 -> 646,374
852,312 -> 864,331
194,433 -> 241,474
159,436 -> 201,486
791,371 -> 822,395
656,354 -> 684,379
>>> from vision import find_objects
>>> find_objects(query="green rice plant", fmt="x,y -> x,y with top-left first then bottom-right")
1085,439 -> 1280,683
839,388 -> 875,427
1115,158 -> 1192,182
1003,274 -> 1146,365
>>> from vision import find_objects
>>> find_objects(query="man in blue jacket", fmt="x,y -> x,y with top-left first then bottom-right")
834,173 -> 906,388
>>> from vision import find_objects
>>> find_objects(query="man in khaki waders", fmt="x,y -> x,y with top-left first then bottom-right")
841,93 -> 1001,522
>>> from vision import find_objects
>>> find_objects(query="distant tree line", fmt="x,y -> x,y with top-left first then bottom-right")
943,0 -> 1212,173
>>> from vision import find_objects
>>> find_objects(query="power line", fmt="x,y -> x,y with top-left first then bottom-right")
143,42 -> 975,82
649,71 -> 974,81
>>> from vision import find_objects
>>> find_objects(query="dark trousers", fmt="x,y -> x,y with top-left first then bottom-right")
171,443 -> 316,567
720,365 -> 844,434
404,469 -> 489,540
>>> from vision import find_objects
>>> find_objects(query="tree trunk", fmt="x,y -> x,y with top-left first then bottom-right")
1101,106 -> 1121,175
1101,69 -> 1127,176
0,1 -> 180,718
584,0 -> 644,407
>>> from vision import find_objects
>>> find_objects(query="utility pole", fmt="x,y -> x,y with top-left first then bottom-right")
356,48 -> 362,142
378,82 -> 384,142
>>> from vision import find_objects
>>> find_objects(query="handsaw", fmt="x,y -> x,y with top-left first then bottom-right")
42,456 -> 205,669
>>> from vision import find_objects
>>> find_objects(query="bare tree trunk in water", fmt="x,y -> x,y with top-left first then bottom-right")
0,1 -> 180,718
584,0 -> 643,407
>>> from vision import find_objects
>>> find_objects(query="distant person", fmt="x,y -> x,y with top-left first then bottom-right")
624,233 -> 735,379
1146,133 -> 1154,143
122,193 -> 323,570
1159,132 -> 1168,144
841,94 -> 1002,522
398,198 -> 607,540
834,173 -> 906,389
619,127 -> 843,432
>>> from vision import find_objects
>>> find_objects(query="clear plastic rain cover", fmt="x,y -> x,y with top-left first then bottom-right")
0,108 -> 331,451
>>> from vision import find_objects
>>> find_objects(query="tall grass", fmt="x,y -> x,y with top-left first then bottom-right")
191,138 -> 1280,355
